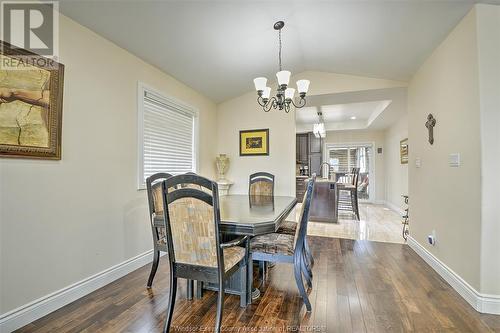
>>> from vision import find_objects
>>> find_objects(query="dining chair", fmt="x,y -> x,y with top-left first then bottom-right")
160,174 -> 249,333
248,172 -> 275,197
336,167 -> 360,220
146,173 -> 195,298
249,175 -> 316,312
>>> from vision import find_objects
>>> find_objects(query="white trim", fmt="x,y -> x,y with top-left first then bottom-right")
407,236 -> 500,315
0,250 -> 156,333
137,81 -> 200,190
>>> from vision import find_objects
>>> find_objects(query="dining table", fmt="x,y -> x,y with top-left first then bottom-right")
153,194 -> 297,307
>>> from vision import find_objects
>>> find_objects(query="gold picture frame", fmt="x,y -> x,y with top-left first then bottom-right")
400,138 -> 408,164
239,129 -> 269,156
0,41 -> 65,159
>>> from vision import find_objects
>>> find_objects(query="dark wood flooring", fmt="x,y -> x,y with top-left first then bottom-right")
16,237 -> 500,332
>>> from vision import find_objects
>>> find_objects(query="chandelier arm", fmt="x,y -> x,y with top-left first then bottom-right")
257,96 -> 267,107
262,96 -> 278,112
290,97 -> 306,109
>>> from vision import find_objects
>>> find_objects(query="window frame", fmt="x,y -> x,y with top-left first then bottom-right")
137,82 -> 199,190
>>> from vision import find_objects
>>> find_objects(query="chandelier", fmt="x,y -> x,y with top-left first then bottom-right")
313,111 -> 326,138
253,21 -> 310,113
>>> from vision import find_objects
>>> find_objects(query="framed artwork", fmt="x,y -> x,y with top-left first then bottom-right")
0,41 -> 64,159
400,138 -> 408,164
239,129 -> 269,156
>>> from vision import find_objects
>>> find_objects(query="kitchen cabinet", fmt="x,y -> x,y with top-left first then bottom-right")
309,152 -> 322,176
296,133 -> 308,163
308,132 -> 321,153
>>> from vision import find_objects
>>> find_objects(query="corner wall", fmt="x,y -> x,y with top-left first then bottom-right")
384,113 -> 408,211
408,8 -> 482,291
0,13 -> 217,314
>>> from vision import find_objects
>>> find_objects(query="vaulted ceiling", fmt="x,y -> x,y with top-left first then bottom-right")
59,0 -> 498,102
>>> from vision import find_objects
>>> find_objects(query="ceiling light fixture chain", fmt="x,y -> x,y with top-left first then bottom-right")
253,20 -> 310,113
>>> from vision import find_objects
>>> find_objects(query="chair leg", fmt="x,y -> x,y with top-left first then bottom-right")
247,254 -> 253,304
294,257 -> 312,312
239,263 -> 247,307
259,260 -> 266,281
215,277 -> 225,333
301,251 -> 313,289
353,190 -> 360,221
304,237 -> 314,268
162,272 -> 177,333
187,279 -> 194,300
147,250 -> 160,288
195,280 -> 203,299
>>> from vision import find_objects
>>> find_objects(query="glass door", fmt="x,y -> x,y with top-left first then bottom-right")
327,144 -> 373,201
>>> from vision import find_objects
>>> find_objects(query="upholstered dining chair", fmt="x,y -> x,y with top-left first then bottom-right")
249,175 -> 316,312
146,173 -> 195,299
160,174 -> 249,333
248,172 -> 275,197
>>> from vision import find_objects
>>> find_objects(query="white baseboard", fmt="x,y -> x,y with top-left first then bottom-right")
0,249 -> 156,333
407,236 -> 500,315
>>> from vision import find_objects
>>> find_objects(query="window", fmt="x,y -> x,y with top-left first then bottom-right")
138,83 -> 198,188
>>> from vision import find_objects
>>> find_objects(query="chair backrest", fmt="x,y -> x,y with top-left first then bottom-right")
162,174 -> 223,269
351,167 -> 360,186
249,172 -> 275,196
294,175 -> 316,249
146,173 -> 173,217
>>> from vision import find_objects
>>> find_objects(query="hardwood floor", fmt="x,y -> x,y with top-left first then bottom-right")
16,237 -> 500,332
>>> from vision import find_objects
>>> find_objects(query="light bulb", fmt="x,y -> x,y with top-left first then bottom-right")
276,70 -> 291,86
253,77 -> 267,91
296,80 -> 310,94
262,87 -> 271,99
285,88 -> 295,100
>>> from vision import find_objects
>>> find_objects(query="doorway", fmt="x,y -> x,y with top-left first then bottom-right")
325,143 -> 375,202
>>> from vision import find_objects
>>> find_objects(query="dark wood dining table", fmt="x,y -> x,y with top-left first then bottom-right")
154,194 -> 297,307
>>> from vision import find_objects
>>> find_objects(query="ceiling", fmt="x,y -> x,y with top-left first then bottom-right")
296,87 -> 407,132
59,0 -> 498,102
296,101 -> 391,125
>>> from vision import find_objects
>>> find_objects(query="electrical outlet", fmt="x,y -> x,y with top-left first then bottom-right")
428,230 -> 437,246
416,157 -> 421,168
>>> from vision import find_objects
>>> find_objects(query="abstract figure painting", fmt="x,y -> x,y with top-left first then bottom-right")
0,41 -> 64,159
239,129 -> 269,156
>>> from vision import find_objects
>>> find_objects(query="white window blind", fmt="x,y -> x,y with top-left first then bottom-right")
139,87 -> 196,188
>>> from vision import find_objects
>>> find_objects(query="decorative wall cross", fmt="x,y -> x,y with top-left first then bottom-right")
425,114 -> 436,145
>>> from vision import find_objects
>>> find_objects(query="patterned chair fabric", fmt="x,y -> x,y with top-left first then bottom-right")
251,184 -> 309,256
249,181 -> 273,196
278,220 -> 297,236
249,172 -> 275,197
250,233 -> 294,255
166,194 -> 244,272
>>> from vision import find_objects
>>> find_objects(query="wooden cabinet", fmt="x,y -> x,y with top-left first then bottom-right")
296,133 -> 308,163
309,152 -> 322,176
296,177 -> 307,202
308,132 -> 321,153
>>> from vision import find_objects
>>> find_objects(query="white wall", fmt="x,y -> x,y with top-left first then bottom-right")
0,14 -> 217,314
408,8 -> 482,290
323,130 -> 386,203
216,71 -> 406,196
476,4 -> 500,295
384,113 -> 408,211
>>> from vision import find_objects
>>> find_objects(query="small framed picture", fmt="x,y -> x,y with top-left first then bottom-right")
400,138 -> 408,164
239,129 -> 269,156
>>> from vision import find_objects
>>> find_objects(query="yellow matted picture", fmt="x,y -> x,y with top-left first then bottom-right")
239,129 -> 269,156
